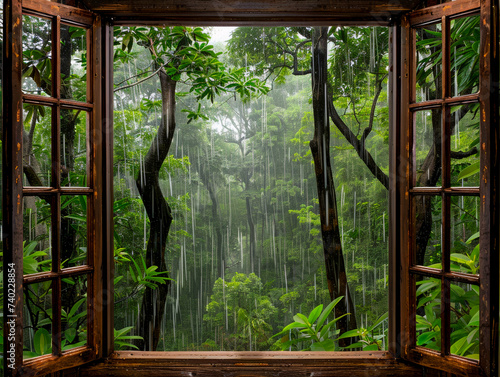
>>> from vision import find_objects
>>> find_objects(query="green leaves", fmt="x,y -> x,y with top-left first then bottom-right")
272,296 -> 346,351
22,241 -> 50,275
34,328 -> 51,356
337,312 -> 388,350
457,161 -> 479,181
126,253 -> 173,289
114,327 -> 144,350
415,271 -> 480,358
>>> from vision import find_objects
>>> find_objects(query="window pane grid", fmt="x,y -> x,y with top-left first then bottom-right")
408,3 -> 481,367
23,94 -> 94,110
20,8 -> 94,362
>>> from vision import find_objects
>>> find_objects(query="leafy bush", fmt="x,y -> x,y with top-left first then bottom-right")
272,296 -> 347,351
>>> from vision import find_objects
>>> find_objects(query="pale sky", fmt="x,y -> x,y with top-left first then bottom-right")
209,27 -> 236,44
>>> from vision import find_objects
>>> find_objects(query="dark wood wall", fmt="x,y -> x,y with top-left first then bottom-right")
82,0 -> 421,25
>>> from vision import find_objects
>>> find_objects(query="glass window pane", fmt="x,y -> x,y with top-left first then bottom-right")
450,282 -> 479,360
415,23 -> 442,102
23,196 -> 52,274
23,104 -> 52,187
60,24 -> 88,102
450,196 -> 479,274
414,109 -> 442,188
415,276 -> 441,352
450,104 -> 480,187
22,15 -> 52,97
61,110 -> 88,187
61,275 -> 88,350
450,15 -> 480,97
61,195 -> 88,268
413,195 -> 442,268
23,281 -> 53,359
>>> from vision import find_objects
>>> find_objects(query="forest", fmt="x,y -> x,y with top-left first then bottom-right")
0,14 -> 482,363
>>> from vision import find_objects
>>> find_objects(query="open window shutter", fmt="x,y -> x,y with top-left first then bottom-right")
2,0 -> 111,375
399,0 -> 499,375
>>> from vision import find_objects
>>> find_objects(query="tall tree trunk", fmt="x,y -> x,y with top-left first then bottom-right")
198,161 -> 224,278
135,71 -> 175,350
309,27 -> 357,341
241,168 -> 256,274
246,196 -> 256,272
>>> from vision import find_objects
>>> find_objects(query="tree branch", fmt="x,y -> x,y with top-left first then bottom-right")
23,165 -> 43,187
114,63 -> 168,93
327,88 -> 389,190
361,72 -> 388,146
451,147 -> 478,159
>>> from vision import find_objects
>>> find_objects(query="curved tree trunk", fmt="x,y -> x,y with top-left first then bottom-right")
309,27 -> 357,342
135,70 -> 176,350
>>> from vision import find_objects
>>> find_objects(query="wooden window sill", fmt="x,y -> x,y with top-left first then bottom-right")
76,351 -> 424,376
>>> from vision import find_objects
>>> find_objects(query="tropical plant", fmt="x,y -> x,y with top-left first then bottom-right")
114,327 -> 144,350
415,240 -> 479,359
337,312 -> 388,350
272,296 -> 347,351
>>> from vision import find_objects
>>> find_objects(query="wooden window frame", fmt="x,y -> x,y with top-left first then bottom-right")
400,0 -> 499,376
2,0 -> 107,375
2,0 -> 498,376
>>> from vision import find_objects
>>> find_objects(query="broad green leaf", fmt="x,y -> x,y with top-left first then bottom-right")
316,296 -> 343,330
64,327 -> 77,343
424,304 -> 436,324
281,322 -> 307,333
466,231 -> 480,244
363,344 -> 380,351
311,339 -> 336,351
416,331 -> 437,346
416,280 -> 439,296
468,310 -> 480,327
68,298 -> 86,319
23,256 -> 39,274
294,313 -> 310,326
451,337 -> 468,354
307,304 -> 323,324
467,328 -> 479,344
457,161 -> 480,181
338,328 -> 363,340
450,253 -> 472,263
450,283 -> 466,298
114,326 -> 134,339
34,328 -> 51,355
319,315 -> 348,340
343,341 -> 364,349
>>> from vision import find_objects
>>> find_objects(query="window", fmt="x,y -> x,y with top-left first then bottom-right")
2,0 -> 498,376
400,0 -> 498,375
2,0 -> 108,375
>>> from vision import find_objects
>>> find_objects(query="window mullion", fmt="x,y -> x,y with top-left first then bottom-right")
478,0 -> 499,374
51,193 -> 62,356
53,15 -> 61,100
441,16 -> 450,100
440,277 -> 451,355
